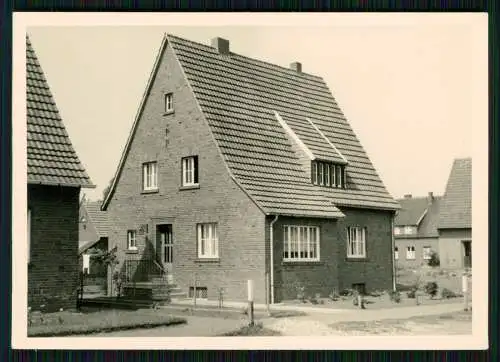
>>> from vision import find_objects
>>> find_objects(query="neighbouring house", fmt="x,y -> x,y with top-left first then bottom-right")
437,158 -> 472,270
27,35 -> 94,311
78,200 -> 109,295
393,193 -> 442,268
101,34 -> 400,304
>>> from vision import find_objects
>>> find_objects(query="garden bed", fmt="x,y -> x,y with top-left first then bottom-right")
28,308 -> 186,337
220,322 -> 282,336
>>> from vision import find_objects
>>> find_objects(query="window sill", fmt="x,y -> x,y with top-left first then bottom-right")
195,258 -> 220,263
282,260 -> 323,266
163,110 -> 175,116
179,184 -> 200,191
125,249 -> 139,254
141,189 -> 159,194
345,257 -> 369,262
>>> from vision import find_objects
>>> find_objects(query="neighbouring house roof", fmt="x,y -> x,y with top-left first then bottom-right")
395,195 -> 442,238
27,36 -> 94,188
78,239 -> 99,255
83,200 -> 109,239
438,158 -> 472,229
102,34 -> 399,217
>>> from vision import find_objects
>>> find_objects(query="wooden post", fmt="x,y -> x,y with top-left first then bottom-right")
247,279 -> 254,326
193,274 -> 197,309
462,272 -> 469,311
265,272 -> 271,316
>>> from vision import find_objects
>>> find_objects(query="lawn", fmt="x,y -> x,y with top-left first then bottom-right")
28,308 -> 186,337
329,310 -> 472,335
221,322 -> 282,336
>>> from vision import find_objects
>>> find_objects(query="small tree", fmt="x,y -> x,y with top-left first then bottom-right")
424,281 -> 439,299
87,246 -> 120,296
427,251 -> 440,267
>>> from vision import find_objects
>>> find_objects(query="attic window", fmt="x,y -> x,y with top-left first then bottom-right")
311,161 -> 346,188
164,93 -> 174,113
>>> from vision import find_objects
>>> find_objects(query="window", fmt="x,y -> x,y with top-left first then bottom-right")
182,156 -> 199,186
406,246 -> 416,259
142,162 -> 158,191
197,223 -> 218,258
347,227 -> 366,258
164,93 -> 173,113
394,227 -> 401,235
404,226 -> 414,235
423,246 -> 432,260
311,160 -> 345,188
83,254 -> 90,274
127,230 -> 137,250
283,225 -> 320,261
27,208 -> 31,263
394,246 -> 399,260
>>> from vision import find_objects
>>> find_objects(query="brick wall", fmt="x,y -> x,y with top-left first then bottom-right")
394,237 -> 439,268
269,208 -> 394,302
106,42 -> 267,303
28,184 -> 80,311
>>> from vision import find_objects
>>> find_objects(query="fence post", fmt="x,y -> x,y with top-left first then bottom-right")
248,279 -> 255,326
193,273 -> 197,309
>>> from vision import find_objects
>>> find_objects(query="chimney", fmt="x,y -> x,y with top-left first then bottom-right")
290,61 -> 302,73
211,37 -> 230,55
404,194 -> 412,199
428,192 -> 434,204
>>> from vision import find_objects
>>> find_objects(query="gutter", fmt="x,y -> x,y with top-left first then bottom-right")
269,215 -> 279,304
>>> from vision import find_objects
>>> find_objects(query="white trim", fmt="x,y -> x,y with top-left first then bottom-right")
347,226 -> 366,258
282,225 -> 320,262
127,230 -> 137,250
274,111 -> 314,160
197,223 -> 219,259
142,161 -> 158,191
306,117 -> 348,164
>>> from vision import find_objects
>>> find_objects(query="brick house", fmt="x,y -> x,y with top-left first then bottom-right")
101,34 -> 400,303
393,193 -> 442,268
27,36 -> 94,311
78,200 -> 109,294
437,158 -> 472,270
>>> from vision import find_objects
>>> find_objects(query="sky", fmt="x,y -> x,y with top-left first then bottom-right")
25,14 -> 486,201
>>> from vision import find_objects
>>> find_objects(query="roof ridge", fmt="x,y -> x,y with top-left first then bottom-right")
165,33 -> 324,80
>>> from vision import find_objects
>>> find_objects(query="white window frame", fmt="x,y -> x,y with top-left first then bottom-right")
347,226 -> 367,258
127,230 -> 137,250
283,225 -> 320,262
394,227 -> 401,235
164,93 -> 173,113
182,156 -> 198,186
197,223 -> 219,259
404,226 -> 413,235
422,246 -> 432,260
142,162 -> 158,191
406,245 -> 416,260
394,246 -> 399,260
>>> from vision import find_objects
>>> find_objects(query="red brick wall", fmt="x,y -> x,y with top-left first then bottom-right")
106,43 -> 267,303
28,184 -> 80,311
269,208 -> 394,302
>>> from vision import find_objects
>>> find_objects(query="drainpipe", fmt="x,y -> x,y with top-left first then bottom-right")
391,213 -> 396,291
269,215 -> 279,304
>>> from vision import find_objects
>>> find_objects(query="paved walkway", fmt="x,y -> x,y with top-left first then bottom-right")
92,315 -> 247,337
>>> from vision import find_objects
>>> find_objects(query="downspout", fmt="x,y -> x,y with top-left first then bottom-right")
391,212 -> 397,291
269,215 -> 279,304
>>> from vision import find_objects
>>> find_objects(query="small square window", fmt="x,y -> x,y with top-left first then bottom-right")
164,93 -> 174,113
406,246 -> 416,260
127,230 -> 137,250
423,246 -> 432,260
394,246 -> 399,260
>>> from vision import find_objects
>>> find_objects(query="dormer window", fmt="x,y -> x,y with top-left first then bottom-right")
311,161 -> 346,188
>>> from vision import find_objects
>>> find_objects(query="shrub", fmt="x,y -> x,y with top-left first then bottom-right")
329,289 -> 340,301
427,251 -> 440,267
388,290 -> 401,303
407,289 -> 416,299
424,281 -> 439,299
441,288 -> 458,299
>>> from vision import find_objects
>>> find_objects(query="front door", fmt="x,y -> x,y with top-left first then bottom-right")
157,225 -> 173,282
462,240 -> 472,269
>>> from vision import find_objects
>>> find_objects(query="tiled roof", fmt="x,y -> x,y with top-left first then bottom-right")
167,35 -> 399,213
84,201 -> 109,238
102,34 -> 399,216
395,196 -> 442,238
438,158 -> 472,229
27,36 -> 94,188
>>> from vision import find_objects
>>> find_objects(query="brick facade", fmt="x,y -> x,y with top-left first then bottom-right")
28,184 -> 80,311
394,237 -> 439,268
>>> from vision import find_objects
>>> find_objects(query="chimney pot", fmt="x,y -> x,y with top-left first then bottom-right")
290,61 -> 302,73
211,37 -> 230,55
404,194 -> 412,199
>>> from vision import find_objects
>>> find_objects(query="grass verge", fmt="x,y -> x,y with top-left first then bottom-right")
220,322 -> 282,336
28,309 -> 186,337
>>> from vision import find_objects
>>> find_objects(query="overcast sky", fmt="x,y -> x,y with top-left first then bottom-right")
26,14 -> 486,201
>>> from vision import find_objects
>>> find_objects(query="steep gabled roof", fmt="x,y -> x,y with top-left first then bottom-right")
27,36 -> 94,188
438,158 -> 472,229
395,195 -> 442,238
83,201 -> 109,238
102,34 -> 399,216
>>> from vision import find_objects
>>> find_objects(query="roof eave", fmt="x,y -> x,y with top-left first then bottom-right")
28,180 -> 96,188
